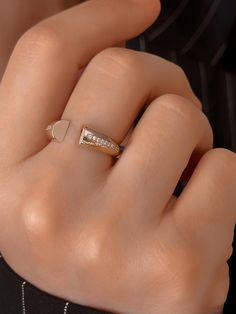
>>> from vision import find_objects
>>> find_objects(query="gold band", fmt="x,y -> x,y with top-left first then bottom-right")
46,120 -> 122,158
78,125 -> 121,157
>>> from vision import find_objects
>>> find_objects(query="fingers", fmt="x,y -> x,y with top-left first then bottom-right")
45,47 -> 200,172
110,94 -> 213,218
174,148 -> 236,261
0,0 -> 160,167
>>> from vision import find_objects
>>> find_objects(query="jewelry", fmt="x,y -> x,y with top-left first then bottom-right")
78,125 -> 122,157
21,281 -> 26,314
46,120 -> 70,142
46,120 -> 123,158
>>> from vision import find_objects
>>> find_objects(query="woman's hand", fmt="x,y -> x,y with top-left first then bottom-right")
0,0 -> 85,78
0,1 -> 235,314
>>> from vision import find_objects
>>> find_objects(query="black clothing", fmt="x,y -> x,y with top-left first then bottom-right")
0,0 -> 236,313
0,255 -> 109,314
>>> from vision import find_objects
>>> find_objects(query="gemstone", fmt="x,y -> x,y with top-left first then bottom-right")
87,134 -> 93,140
93,136 -> 97,141
101,139 -> 105,145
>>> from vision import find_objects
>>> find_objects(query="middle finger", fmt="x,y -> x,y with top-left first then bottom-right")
111,94 -> 213,219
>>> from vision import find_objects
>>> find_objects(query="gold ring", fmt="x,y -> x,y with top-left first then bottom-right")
78,125 -> 122,158
46,120 -> 70,142
46,120 -> 122,158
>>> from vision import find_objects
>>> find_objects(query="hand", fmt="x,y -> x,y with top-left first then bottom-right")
0,1 -> 235,314
0,0 -> 84,78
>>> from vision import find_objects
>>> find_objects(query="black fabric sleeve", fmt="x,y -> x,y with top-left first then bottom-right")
0,254 -> 113,314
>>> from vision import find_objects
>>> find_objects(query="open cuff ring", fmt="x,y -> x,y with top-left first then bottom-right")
46,120 -> 123,158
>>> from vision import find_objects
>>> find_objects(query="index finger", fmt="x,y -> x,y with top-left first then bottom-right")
0,0 -> 160,167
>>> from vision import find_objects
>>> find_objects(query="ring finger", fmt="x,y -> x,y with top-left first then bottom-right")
49,47 -> 201,172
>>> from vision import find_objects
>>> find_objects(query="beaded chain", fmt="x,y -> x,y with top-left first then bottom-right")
0,253 -> 70,314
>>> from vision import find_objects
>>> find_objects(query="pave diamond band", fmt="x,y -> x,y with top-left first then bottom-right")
78,126 -> 121,157
46,120 -> 122,158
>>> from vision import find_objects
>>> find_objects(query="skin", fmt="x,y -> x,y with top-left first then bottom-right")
0,1 -> 235,313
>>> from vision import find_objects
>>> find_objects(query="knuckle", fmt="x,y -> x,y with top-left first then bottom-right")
171,63 -> 202,109
172,64 -> 190,90
152,93 -> 206,125
176,148 -> 236,234
202,148 -> 236,174
89,47 -> 140,79
138,0 -> 161,15
21,197 -> 53,244
76,227 -> 106,266
20,169 -> 63,241
155,94 -> 193,116
200,149 -> 236,215
201,148 -> 236,186
14,24 -> 66,61
173,63 -> 187,81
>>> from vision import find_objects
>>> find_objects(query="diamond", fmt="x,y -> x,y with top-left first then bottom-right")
101,139 -> 105,145
87,134 -> 93,140
93,136 -> 97,141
